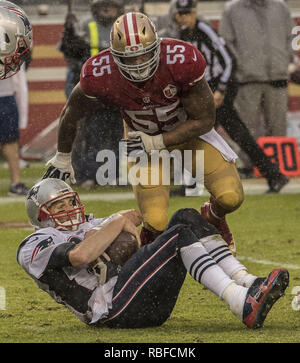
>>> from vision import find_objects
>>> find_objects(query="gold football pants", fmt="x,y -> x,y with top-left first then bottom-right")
126,135 -> 244,233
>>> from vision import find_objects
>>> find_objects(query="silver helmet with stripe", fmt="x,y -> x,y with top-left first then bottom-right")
26,179 -> 85,230
0,1 -> 32,79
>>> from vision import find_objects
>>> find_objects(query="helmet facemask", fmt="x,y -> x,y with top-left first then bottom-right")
110,12 -> 161,82
38,192 -> 85,231
0,37 -> 30,79
112,40 -> 160,82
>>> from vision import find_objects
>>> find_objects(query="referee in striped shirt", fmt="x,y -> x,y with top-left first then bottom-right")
169,0 -> 289,194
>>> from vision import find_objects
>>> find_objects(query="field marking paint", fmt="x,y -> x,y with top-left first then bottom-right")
0,287 -> 5,310
0,192 -> 136,205
0,178 -> 299,205
238,255 -> 300,270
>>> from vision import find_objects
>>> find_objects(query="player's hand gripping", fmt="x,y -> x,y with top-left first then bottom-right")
42,152 -> 76,184
118,209 -> 143,226
122,131 -> 166,155
122,217 -> 142,248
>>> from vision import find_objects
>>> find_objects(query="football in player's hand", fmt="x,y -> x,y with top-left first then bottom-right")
106,231 -> 139,266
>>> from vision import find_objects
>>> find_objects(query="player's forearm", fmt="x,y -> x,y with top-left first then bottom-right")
57,82 -> 100,153
162,78 -> 215,147
57,105 -> 79,153
69,215 -> 126,267
163,116 -> 214,147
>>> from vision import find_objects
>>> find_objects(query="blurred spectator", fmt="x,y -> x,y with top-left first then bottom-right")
59,0 -> 124,189
290,62 -> 300,85
156,0 -> 180,39
219,0 -> 297,139
0,65 -> 29,196
157,0 -> 289,194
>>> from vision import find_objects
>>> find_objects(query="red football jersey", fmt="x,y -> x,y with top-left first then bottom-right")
80,38 -> 206,136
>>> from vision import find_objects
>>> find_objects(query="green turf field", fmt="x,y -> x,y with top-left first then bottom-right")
0,163 -> 299,343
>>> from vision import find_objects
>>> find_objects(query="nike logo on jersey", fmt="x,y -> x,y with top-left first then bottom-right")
192,50 -> 197,62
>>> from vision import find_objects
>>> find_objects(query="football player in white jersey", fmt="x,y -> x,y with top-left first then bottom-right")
0,1 -> 32,79
17,179 -> 289,329
0,2 -> 32,195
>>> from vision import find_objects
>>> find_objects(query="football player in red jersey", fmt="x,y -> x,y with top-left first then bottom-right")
43,12 -> 244,254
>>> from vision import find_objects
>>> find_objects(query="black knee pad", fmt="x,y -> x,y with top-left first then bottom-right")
168,208 -> 219,240
167,208 -> 198,227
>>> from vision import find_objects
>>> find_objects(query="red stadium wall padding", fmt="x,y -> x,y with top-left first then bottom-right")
254,137 -> 300,177
20,23 -> 66,149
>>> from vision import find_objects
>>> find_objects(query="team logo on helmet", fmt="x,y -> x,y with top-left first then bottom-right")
27,185 -> 40,202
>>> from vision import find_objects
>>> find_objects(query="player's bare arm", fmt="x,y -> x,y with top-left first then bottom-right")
57,82 -> 101,153
42,83 -> 103,182
163,77 -> 215,147
69,214 -> 140,267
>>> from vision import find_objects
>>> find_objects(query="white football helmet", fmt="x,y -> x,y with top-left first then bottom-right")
26,179 -> 85,231
0,1 -> 32,79
110,12 -> 161,82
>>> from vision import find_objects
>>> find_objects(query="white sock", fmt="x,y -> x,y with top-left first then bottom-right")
180,242 -> 234,298
232,270 -> 258,288
222,282 -> 248,321
200,235 -> 257,286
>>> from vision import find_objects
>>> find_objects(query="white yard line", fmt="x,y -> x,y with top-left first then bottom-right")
237,256 -> 300,270
0,177 -> 299,204
0,192 -> 135,205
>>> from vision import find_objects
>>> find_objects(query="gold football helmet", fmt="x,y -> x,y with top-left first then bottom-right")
110,12 -> 161,82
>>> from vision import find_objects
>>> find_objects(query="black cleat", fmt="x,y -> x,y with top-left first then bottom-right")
242,268 -> 289,329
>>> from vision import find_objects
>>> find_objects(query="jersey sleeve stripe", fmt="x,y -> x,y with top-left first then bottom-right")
189,72 -> 205,86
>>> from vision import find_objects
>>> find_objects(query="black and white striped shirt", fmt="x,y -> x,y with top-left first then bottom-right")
180,19 -> 234,93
